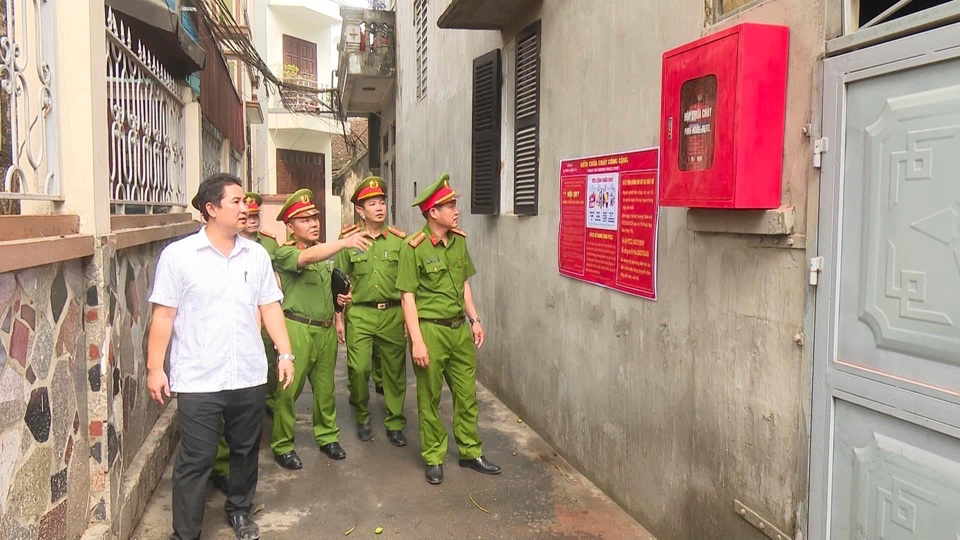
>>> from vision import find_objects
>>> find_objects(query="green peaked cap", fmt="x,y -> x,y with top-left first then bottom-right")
351,176 -> 387,204
411,173 -> 456,211
276,188 -> 319,222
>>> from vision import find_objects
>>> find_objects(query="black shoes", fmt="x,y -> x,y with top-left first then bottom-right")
459,456 -> 502,475
425,464 -> 443,485
319,442 -> 346,460
357,423 -> 373,441
375,385 -> 384,395
227,513 -> 260,540
386,430 -> 406,447
273,451 -> 303,470
209,474 -> 229,495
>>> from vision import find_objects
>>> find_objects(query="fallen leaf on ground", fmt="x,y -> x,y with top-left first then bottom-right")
251,503 -> 265,515
375,526 -> 384,534
469,493 -> 490,514
344,524 -> 356,535
554,465 -> 575,484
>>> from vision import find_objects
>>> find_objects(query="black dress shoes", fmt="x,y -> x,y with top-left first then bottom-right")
319,442 -> 346,460
273,451 -> 303,470
357,423 -> 373,441
227,513 -> 260,540
459,456 -> 502,475
386,430 -> 406,447
425,464 -> 443,485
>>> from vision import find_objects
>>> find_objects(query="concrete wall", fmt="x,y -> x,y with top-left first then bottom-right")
393,1 -> 826,539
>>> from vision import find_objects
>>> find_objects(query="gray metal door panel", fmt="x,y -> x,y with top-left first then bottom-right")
812,22 -> 960,540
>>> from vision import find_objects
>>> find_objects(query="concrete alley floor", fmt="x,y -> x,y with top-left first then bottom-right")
133,349 -> 653,540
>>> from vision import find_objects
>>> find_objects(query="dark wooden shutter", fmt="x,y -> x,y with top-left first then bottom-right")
390,158 -> 397,223
368,113 -> 381,170
514,21 -> 540,216
471,49 -> 501,215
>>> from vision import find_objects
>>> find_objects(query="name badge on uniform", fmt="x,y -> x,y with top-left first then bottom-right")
424,257 -> 440,264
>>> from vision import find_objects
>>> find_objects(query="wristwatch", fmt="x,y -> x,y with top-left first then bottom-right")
278,353 -> 296,361
468,317 -> 480,324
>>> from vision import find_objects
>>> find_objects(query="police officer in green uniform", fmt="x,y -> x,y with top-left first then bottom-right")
210,192 -> 282,492
396,174 -> 501,485
270,189 -> 372,469
335,177 -> 408,446
240,192 -> 281,411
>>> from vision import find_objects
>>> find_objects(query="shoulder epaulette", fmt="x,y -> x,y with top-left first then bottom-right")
283,240 -> 296,246
339,223 -> 361,239
451,228 -> 468,238
408,231 -> 427,248
388,226 -> 407,239
259,230 -> 276,240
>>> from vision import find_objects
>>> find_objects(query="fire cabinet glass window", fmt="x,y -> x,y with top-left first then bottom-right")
678,75 -> 717,172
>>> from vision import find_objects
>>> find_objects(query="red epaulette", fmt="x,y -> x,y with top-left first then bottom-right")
387,226 -> 407,239
408,232 -> 427,248
339,223 -> 361,239
450,228 -> 468,238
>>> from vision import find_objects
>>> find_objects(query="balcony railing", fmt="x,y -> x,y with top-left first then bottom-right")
106,7 -> 186,214
336,8 -> 396,111
275,76 -> 335,114
0,0 -> 60,205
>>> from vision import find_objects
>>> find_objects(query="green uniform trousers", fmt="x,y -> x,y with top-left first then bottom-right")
414,322 -> 483,465
371,348 -> 383,388
270,319 -> 339,455
345,306 -> 406,430
215,329 -> 276,477
212,423 -> 230,478
263,329 -> 278,410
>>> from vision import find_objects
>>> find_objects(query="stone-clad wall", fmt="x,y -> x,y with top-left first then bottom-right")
109,245 -> 164,476
0,262 -> 91,539
0,238 -> 174,539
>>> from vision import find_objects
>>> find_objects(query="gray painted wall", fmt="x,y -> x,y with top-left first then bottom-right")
392,1 -> 827,538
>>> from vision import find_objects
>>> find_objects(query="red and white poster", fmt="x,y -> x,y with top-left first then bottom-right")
558,148 -> 659,300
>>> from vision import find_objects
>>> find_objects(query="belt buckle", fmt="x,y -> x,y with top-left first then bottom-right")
450,319 -> 463,329
376,302 -> 388,310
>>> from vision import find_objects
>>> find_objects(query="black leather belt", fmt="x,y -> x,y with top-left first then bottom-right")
420,316 -> 466,329
354,300 -> 400,310
284,311 -> 334,328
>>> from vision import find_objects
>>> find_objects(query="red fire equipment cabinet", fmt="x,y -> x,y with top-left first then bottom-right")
659,23 -> 789,209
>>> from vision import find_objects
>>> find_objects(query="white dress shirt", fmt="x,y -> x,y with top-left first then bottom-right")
148,227 -> 283,393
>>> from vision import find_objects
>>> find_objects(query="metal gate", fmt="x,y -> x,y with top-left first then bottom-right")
810,22 -> 960,539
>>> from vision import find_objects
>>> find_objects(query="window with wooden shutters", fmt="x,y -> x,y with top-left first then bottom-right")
414,0 -> 428,100
471,49 -> 501,215
390,159 -> 397,223
514,21 -> 540,216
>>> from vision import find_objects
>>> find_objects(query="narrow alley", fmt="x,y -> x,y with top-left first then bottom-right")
132,350 -> 654,539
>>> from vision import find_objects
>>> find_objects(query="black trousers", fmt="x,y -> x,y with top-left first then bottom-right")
172,384 -> 266,540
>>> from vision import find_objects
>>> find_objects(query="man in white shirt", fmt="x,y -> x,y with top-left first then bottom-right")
147,174 -> 295,540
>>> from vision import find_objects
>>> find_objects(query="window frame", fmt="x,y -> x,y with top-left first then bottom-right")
414,0 -> 428,101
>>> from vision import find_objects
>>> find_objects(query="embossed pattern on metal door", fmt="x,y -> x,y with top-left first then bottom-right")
812,23 -> 960,540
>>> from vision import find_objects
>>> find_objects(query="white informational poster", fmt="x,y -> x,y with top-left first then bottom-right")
586,172 -> 619,230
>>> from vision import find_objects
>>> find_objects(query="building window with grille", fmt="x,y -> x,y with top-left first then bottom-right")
514,20 -> 540,216
414,0 -> 428,100
470,49 -> 501,215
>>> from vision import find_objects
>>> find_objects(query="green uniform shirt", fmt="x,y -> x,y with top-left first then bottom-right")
256,232 -> 280,258
273,244 -> 335,320
396,225 -> 476,320
335,227 -> 405,304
